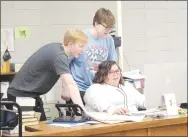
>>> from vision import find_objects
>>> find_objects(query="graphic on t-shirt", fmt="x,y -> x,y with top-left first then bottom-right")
84,45 -> 108,70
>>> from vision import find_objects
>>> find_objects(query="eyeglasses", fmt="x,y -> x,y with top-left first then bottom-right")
99,23 -> 114,31
108,70 -> 121,75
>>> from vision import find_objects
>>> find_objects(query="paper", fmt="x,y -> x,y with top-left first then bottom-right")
47,120 -> 100,128
48,122 -> 86,127
34,112 -> 42,121
122,70 -> 146,80
87,112 -> 145,124
129,108 -> 167,116
134,81 -> 141,88
163,93 -> 179,116
1,28 -> 14,52
15,27 -> 30,39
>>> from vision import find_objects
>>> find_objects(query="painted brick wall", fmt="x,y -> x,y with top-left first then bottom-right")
121,1 -> 187,106
122,1 -> 187,73
1,1 -> 117,102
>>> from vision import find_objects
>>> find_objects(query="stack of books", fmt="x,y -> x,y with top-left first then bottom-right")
12,97 -> 40,126
2,111 -> 41,136
22,111 -> 40,126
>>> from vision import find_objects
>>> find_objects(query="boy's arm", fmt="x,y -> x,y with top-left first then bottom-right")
60,73 -> 85,109
52,54 -> 85,110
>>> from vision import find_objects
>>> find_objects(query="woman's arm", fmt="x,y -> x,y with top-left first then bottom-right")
130,86 -> 146,109
122,84 -> 146,109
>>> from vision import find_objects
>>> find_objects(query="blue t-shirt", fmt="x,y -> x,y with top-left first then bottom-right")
70,29 -> 117,91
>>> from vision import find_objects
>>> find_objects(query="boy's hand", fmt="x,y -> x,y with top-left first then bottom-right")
61,91 -> 70,101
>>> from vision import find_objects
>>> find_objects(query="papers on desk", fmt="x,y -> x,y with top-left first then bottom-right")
122,69 -> 146,80
46,120 -> 100,128
122,70 -> 146,89
87,112 -> 145,124
46,111 -> 146,127
129,108 -> 168,119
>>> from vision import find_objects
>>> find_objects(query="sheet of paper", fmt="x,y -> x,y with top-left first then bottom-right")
87,112 -> 145,124
47,120 -> 100,128
122,70 -> 146,80
134,81 -> 141,88
15,27 -> 30,39
1,28 -> 14,52
163,93 -> 179,116
48,122 -> 86,127
129,108 -> 166,115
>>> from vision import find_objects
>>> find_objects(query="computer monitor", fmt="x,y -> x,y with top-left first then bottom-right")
143,62 -> 187,109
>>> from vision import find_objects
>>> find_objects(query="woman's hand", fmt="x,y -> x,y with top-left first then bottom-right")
112,108 -> 129,115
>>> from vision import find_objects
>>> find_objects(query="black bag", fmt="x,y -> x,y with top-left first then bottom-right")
180,103 -> 188,109
3,48 -> 11,62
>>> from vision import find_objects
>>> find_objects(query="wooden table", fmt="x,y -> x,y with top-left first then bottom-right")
5,115 -> 187,136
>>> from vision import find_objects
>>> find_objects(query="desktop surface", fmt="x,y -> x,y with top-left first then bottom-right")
3,115 -> 187,136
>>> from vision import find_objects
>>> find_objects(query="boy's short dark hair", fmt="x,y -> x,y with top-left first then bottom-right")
93,8 -> 115,28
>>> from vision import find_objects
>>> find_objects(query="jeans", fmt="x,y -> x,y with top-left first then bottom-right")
6,88 -> 47,121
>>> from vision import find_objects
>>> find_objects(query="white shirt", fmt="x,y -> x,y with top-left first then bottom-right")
84,82 -> 145,113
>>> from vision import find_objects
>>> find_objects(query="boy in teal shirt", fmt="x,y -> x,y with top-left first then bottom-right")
69,8 -> 117,103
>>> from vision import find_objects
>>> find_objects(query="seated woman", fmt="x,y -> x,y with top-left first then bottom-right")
84,61 -> 145,115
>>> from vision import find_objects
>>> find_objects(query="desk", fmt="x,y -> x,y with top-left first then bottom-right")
4,115 -> 187,136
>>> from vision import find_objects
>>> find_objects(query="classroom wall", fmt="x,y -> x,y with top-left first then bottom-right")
121,1 -> 187,73
1,1 -> 187,106
1,1 -> 117,102
121,1 -> 187,106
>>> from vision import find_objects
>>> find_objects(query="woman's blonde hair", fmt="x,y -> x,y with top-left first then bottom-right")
64,28 -> 88,46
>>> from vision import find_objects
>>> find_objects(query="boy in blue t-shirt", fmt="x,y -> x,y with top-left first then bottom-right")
69,8 -> 117,104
